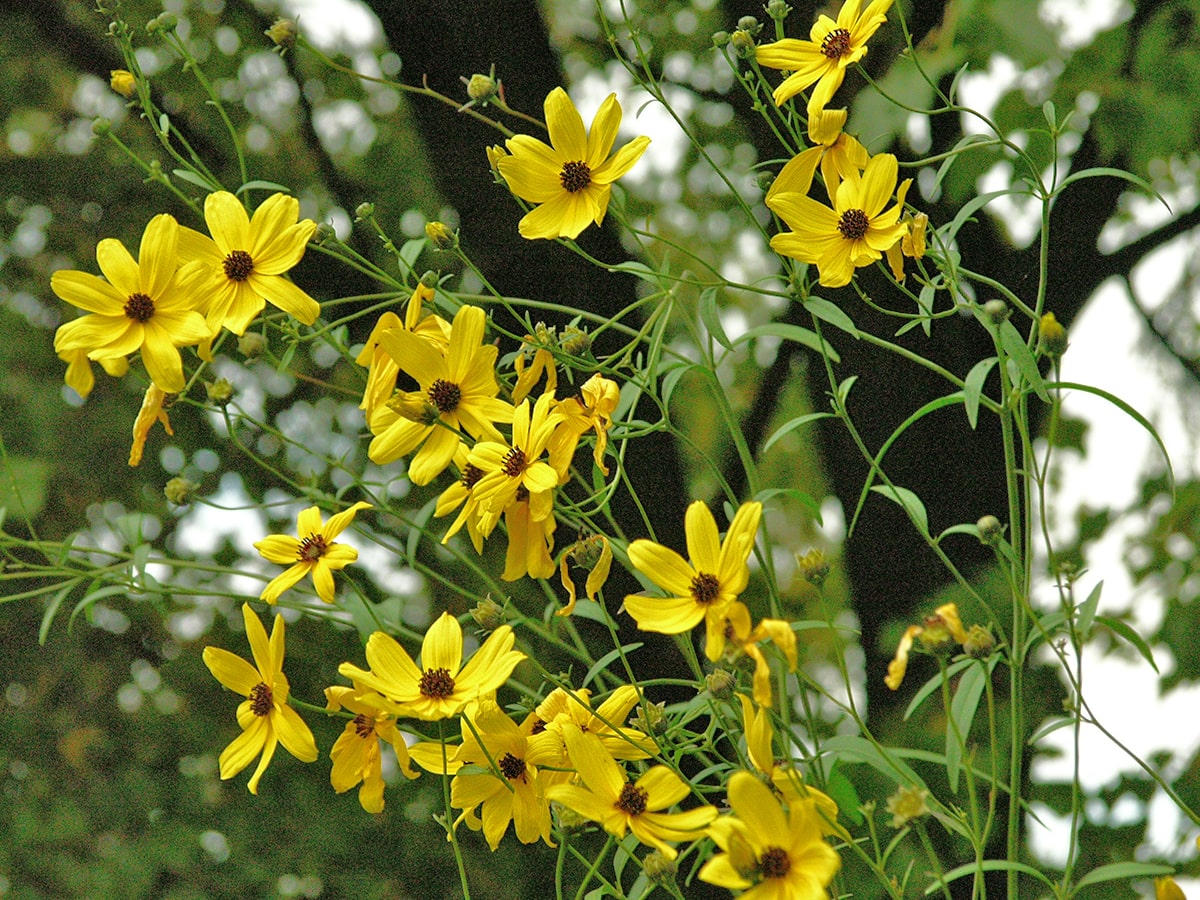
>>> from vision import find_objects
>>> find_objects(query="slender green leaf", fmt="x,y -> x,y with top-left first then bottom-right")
947,659 -> 995,792
67,583 -> 134,632
1054,167 -> 1169,211
870,485 -> 929,536
698,287 -> 733,350
805,296 -> 859,338
1074,861 -> 1174,890
737,323 -> 840,363
584,643 -> 643,689
904,658 -> 975,721
1076,580 -> 1103,639
39,578 -> 82,645
762,412 -> 836,453
927,859 -> 1056,895
821,734 -> 924,788
236,178 -> 291,194
1028,716 -> 1075,746
1048,381 -> 1175,498
998,319 -> 1049,402
837,374 -> 857,406
753,487 -> 823,522
1095,614 -> 1159,673
171,167 -> 220,191
963,357 -> 998,429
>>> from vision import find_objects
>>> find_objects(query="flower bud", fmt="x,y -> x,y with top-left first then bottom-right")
711,30 -> 731,48
916,613 -> 956,653
629,700 -> 667,736
797,548 -> 829,586
470,595 -> 506,632
559,324 -> 592,357
237,332 -> 268,359
705,668 -> 736,700
164,477 -> 199,505
1038,311 -> 1068,358
205,378 -> 234,406
92,118 -> 112,137
962,624 -> 995,658
885,785 -> 930,828
419,270 -> 439,289
642,850 -> 678,885
766,0 -> 792,22
146,12 -> 177,33
314,222 -> 337,245
736,15 -> 762,35
265,18 -> 298,51
465,72 -> 499,103
730,28 -> 757,57
110,69 -> 136,98
425,221 -> 458,251
976,514 -> 1003,546
387,390 -> 440,425
354,202 -> 375,221
982,299 -> 1008,325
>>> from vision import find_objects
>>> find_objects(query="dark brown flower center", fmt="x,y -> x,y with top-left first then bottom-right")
498,752 -> 527,783
353,713 -> 375,738
124,292 -> 155,322
821,27 -> 852,59
515,484 -> 530,503
428,378 -> 462,413
297,533 -> 328,562
502,447 -> 528,478
460,463 -> 484,490
759,846 -> 791,879
615,783 -> 649,817
223,249 -> 254,282
249,681 -> 273,716
690,572 -> 721,604
837,208 -> 870,240
529,718 -> 547,735
560,160 -> 592,193
419,666 -> 456,698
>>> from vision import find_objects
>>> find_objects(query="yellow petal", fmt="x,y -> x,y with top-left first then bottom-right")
544,87 -> 587,163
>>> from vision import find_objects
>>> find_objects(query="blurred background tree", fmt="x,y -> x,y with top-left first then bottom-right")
3,0 -> 1199,896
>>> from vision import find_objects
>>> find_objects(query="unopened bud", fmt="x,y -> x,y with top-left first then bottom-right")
110,69 -> 136,98
730,28 -> 757,57
962,624 -> 995,658
982,299 -> 1008,324
736,15 -> 762,35
387,390 -> 440,425
164,477 -> 199,505
711,30 -> 731,48
642,850 -> 678,885
314,222 -> 337,244
705,668 -> 736,700
886,785 -> 930,828
205,378 -> 234,406
1038,312 -> 1068,358
559,325 -> 592,357
146,12 -> 177,33
465,72 -> 499,103
976,515 -> 1003,546
265,18 -> 298,51
629,700 -> 667,736
237,331 -> 268,359
797,548 -> 830,586
470,595 -> 506,632
92,118 -> 112,137
425,221 -> 457,251
766,0 -> 792,22
354,202 -> 375,221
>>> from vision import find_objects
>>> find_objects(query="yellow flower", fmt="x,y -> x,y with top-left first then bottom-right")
253,501 -> 372,604
755,0 -> 895,113
558,533 -> 613,615
547,373 -> 621,479
338,612 -> 526,721
449,702 -> 557,849
1157,876 -> 1188,900
511,324 -> 558,404
767,152 -> 910,288
885,602 -> 972,690
355,284 -> 450,423
57,348 -> 128,399
885,211 -> 929,282
51,213 -> 210,394
436,450 -> 488,554
623,500 -> 762,662
808,106 -> 870,199
368,304 -> 514,485
325,686 -> 418,813
885,784 -> 930,828
468,392 -> 562,536
723,602 -> 798,707
177,191 -> 319,339
546,724 -> 716,859
496,87 -> 650,240
530,684 -> 654,766
500,494 -> 557,582
699,771 -> 841,899
128,384 -> 174,467
110,69 -> 136,98
202,603 -> 318,794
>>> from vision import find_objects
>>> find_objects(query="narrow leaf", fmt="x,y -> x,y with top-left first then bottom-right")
1095,614 -> 1159,673
804,296 -> 859,338
1076,580 -> 1103,639
947,660 -> 993,792
963,357 -> 998,429
762,412 -> 835,453
698,287 -> 733,350
870,484 -> 929,536
998,319 -> 1049,402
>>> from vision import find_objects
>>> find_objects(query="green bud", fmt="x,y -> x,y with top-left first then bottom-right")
766,0 -> 792,22
425,221 -> 458,251
92,117 -> 112,137
314,222 -> 337,244
797,548 -> 830,586
736,15 -> 762,35
730,29 -> 756,57
164,477 -> 199,505
711,30 -> 730,48
419,270 -> 439,289
705,668 -> 736,700
628,700 -> 667,736
1038,312 -> 1068,358
982,298 -> 1008,324
147,12 -> 177,33
265,18 -> 298,51
354,202 -> 375,221
559,324 -> 592,357
237,332 -> 268,359
465,72 -> 499,103
962,624 -> 995,658
976,515 -> 1003,546
470,595 -> 506,632
205,378 -> 234,407
642,851 -> 678,885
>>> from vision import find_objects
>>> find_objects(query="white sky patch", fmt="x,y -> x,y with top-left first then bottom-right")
1040,0 -> 1133,50
277,0 -> 382,51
